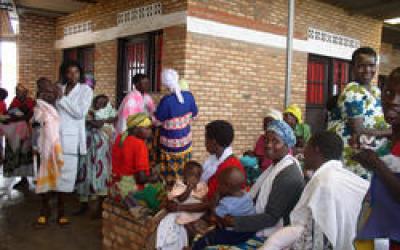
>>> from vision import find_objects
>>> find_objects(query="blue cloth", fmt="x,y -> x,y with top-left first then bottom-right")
215,193 -> 256,217
192,229 -> 254,250
155,91 -> 198,152
267,120 -> 296,148
357,173 -> 400,242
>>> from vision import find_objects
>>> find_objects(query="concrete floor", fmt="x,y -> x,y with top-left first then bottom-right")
0,176 -> 102,250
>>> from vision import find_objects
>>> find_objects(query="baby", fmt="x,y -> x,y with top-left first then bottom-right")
156,161 -> 208,250
87,94 -> 117,138
191,167 -> 256,250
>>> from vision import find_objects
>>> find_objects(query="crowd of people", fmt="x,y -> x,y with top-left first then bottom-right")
0,47 -> 399,250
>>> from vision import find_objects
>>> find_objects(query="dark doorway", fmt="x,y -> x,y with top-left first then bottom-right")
305,55 -> 351,133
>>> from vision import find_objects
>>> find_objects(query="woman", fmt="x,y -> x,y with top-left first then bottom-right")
56,61 -> 93,223
155,69 -> 198,186
116,74 -> 155,135
110,113 -> 152,205
75,94 -> 117,217
254,108 -> 283,171
202,120 -> 245,200
260,132 -> 368,250
219,120 -> 304,245
3,85 -> 35,179
353,67 -> 400,250
283,104 -> 311,154
330,47 -> 391,179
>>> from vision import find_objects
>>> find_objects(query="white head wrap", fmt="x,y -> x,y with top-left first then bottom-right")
162,69 -> 184,104
265,108 -> 283,121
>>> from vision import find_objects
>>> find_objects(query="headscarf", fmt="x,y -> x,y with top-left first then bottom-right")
84,73 -> 96,89
267,120 -> 296,148
284,104 -> 302,123
119,113 -> 152,146
265,108 -> 283,121
162,69 -> 184,104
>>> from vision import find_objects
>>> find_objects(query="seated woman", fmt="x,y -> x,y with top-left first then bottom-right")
201,120 -> 245,201
254,108 -> 283,171
109,113 -> 152,205
3,84 -> 36,180
217,120 -> 304,245
260,131 -> 368,250
283,104 -> 311,156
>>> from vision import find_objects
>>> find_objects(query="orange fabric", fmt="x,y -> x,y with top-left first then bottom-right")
207,156 -> 246,200
112,134 -> 150,177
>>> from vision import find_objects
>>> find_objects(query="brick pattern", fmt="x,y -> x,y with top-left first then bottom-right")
56,0 -> 188,40
17,14 -> 57,94
380,42 -> 400,76
102,200 -> 166,250
184,33 -> 308,160
94,41 -> 118,102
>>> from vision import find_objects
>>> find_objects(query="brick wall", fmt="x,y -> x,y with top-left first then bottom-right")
380,42 -> 400,76
94,41 -> 118,101
17,14 -> 57,94
184,0 -> 383,160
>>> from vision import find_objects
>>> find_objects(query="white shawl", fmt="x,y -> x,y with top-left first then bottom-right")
201,146 -> 233,182
249,154 -> 301,237
290,160 -> 369,250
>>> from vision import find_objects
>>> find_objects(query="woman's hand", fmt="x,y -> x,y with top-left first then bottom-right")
352,149 -> 383,171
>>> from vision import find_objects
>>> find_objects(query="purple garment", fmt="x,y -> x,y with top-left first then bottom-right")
357,173 -> 400,241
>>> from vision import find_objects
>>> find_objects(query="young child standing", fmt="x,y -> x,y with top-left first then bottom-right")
156,161 -> 208,250
32,80 -> 65,226
191,167 -> 256,250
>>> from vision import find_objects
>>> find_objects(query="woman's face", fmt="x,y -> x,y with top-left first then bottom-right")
39,84 -> 58,105
353,54 -> 376,86
16,87 -> 27,100
135,78 -> 150,93
136,126 -> 152,140
382,78 -> 400,127
205,135 -> 217,155
265,131 -> 289,161
65,66 -> 80,84
283,113 -> 297,129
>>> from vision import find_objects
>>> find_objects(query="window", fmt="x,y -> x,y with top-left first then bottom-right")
117,31 -> 163,104
305,55 -> 351,133
63,46 -> 95,75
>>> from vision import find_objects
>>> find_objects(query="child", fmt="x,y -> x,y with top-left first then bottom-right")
191,167 -> 256,250
240,151 -> 261,186
32,80 -> 66,226
156,161 -> 208,250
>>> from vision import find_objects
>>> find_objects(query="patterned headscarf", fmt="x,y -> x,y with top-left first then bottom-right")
267,120 -> 296,148
162,69 -> 184,104
284,104 -> 303,124
265,108 -> 283,121
120,113 -> 152,146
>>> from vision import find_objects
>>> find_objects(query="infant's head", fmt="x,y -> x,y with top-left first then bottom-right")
183,161 -> 203,187
93,94 -> 109,111
217,167 -> 245,197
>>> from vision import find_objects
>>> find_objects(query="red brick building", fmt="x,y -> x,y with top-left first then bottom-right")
12,0 -> 400,160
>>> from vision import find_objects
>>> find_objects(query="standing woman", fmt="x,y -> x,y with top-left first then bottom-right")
155,69 -> 198,186
116,74 -> 155,135
56,61 -> 93,222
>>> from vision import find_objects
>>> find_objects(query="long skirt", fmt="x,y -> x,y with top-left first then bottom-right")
76,128 -> 111,201
57,154 -> 79,193
160,148 -> 192,185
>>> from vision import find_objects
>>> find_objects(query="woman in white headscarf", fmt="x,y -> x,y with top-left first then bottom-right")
154,69 -> 198,186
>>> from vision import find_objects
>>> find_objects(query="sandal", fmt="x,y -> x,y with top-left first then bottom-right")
34,216 -> 48,228
57,216 -> 70,226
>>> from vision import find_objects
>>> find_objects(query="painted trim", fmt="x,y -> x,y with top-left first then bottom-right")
55,11 -> 357,60
55,11 -> 186,49
186,17 -> 357,60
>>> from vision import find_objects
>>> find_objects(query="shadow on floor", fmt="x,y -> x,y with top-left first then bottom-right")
0,187 -> 102,250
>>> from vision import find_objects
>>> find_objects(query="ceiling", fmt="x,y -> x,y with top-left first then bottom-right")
321,0 -> 400,46
14,0 -> 96,16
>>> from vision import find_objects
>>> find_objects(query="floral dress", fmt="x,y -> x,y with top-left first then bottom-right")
329,82 -> 388,179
